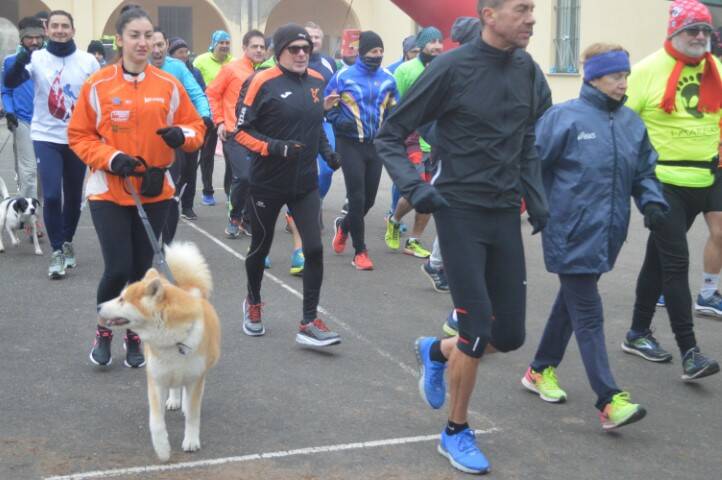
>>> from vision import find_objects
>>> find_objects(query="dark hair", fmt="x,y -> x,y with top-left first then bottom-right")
243,29 -> 265,47
48,10 -> 74,29
87,40 -> 106,58
115,7 -> 152,35
120,4 -> 143,15
18,16 -> 44,31
34,11 -> 50,20
153,26 -> 167,40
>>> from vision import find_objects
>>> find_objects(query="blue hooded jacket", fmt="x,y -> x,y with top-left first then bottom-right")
2,53 -> 34,123
325,60 -> 398,143
536,83 -> 668,274
161,56 -> 210,118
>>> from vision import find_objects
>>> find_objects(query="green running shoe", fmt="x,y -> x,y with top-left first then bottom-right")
599,392 -> 646,430
521,366 -> 567,403
404,238 -> 431,258
385,218 -> 401,250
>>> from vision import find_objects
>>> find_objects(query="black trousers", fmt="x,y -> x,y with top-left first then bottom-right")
246,189 -> 323,322
163,149 -> 199,244
223,140 -> 251,221
631,180 -> 722,353
199,126 -> 218,196
90,200 -> 170,305
337,137 -> 383,254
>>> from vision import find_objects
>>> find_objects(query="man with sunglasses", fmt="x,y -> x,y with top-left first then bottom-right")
621,0 -> 721,381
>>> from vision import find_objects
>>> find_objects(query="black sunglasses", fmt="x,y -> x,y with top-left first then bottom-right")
287,45 -> 311,55
684,26 -> 713,37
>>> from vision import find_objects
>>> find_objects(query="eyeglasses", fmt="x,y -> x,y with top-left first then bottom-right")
684,26 -> 713,37
287,45 -> 310,55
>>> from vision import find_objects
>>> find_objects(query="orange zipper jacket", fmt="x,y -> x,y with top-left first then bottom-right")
206,55 -> 256,128
68,64 -> 205,206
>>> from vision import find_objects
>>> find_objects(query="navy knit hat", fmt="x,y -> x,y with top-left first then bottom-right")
359,31 -> 384,57
273,23 -> 312,59
168,37 -> 189,56
415,26 -> 443,49
402,35 -> 417,55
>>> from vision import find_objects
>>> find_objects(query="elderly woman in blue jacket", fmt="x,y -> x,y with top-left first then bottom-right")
520,43 -> 668,431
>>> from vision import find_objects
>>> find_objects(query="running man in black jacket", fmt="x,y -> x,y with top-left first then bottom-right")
234,24 -> 341,347
375,0 -> 549,473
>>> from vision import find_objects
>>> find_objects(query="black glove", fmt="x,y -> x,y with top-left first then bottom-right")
5,113 -> 18,131
110,154 -> 141,177
410,183 -> 449,214
324,152 -> 342,171
529,213 -> 549,235
156,126 -> 185,149
202,116 -> 214,130
14,48 -> 31,66
269,139 -> 306,159
643,203 -> 666,231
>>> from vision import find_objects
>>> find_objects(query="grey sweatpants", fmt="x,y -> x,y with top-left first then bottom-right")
12,120 -> 38,198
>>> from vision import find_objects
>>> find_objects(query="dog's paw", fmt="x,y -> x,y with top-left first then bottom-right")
10,239 -> 19,247
153,440 -> 171,462
165,397 -> 181,411
182,436 -> 201,453
34,249 -> 42,256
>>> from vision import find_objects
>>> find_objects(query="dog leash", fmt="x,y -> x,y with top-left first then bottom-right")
125,177 -> 176,284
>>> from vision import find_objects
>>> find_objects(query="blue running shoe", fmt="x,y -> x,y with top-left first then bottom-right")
414,337 -> 446,409
201,193 -> 216,206
695,291 -> 722,318
442,310 -> 458,337
265,256 -> 271,269
290,248 -> 304,276
682,346 -> 720,381
656,295 -> 665,308
438,428 -> 490,475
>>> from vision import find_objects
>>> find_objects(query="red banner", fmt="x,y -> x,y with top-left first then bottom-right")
391,0 -> 477,47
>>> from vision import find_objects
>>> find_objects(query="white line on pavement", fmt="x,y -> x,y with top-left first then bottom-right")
43,428 -> 500,480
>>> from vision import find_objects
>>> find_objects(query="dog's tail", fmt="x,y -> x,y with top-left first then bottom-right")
164,241 -> 213,299
0,176 -> 9,199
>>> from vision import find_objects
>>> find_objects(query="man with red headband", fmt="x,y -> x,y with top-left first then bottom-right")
622,0 -> 720,381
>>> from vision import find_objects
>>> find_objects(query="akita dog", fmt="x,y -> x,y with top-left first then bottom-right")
97,241 -> 221,461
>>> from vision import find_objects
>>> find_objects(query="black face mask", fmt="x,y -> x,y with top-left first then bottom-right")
419,50 -> 436,66
362,55 -> 383,70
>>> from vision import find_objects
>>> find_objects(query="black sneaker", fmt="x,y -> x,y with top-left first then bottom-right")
89,327 -> 113,366
682,347 -> 720,381
124,330 -> 146,368
181,208 -> 198,220
621,330 -> 673,363
421,261 -> 449,292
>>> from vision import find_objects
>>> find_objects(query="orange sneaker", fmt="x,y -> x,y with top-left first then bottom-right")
331,216 -> 348,254
352,250 -> 374,270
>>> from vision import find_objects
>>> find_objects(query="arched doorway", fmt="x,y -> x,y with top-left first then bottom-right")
101,0 -> 231,60
264,0 -> 360,56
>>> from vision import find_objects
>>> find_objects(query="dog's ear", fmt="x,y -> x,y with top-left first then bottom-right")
31,199 -> 40,209
143,268 -> 160,281
14,198 -> 28,213
145,277 -> 165,301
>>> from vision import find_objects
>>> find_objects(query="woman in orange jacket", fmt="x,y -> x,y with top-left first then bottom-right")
68,7 -> 205,368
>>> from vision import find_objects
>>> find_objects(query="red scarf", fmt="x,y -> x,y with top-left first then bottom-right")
661,40 -> 722,114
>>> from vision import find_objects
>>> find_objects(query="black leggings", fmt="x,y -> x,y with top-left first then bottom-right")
632,181 -> 722,353
246,189 -> 323,322
223,140 -> 252,221
435,207 -> 526,358
163,149 -> 199,244
199,126 -> 218,196
337,137 -> 383,253
90,200 -> 170,305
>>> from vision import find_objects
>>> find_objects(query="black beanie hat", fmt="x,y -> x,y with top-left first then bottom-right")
273,23 -> 313,59
359,31 -> 384,57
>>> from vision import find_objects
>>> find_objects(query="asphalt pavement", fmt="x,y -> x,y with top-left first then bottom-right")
0,123 -> 721,480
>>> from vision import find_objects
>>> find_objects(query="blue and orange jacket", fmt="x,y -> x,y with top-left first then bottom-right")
324,60 -> 398,143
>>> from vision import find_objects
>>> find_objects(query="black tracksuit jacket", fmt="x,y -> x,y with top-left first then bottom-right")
234,64 -> 334,197
375,37 -> 551,216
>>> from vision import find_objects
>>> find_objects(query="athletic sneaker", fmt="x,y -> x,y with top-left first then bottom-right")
89,327 -> 113,366
404,238 -> 431,258
265,256 -> 271,269
681,346 -> 720,381
621,330 -> 673,362
331,216 -> 348,254
385,218 -> 401,250
124,331 -> 146,368
296,319 -> 341,347
695,291 -> 722,318
421,261 -> 449,292
62,242 -> 76,269
656,295 -> 665,307
438,428 -> 490,475
442,310 -> 458,337
48,250 -> 66,279
341,199 -> 349,215
239,217 -> 252,237
242,297 -> 265,336
225,219 -> 240,239
180,208 -> 198,220
201,193 -> 216,206
599,392 -> 646,430
290,248 -> 304,276
414,336 -> 446,409
521,366 -> 567,403
352,250 -> 374,270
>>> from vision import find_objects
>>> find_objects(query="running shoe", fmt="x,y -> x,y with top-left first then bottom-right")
599,392 -> 646,430
521,366 -> 567,403
385,218 -> 401,250
695,291 -> 722,318
62,241 -> 76,269
681,346 -> 720,381
89,327 -> 113,366
621,330 -> 673,362
124,330 -> 146,368
242,297 -> 265,336
201,193 -> 216,206
442,310 -> 458,337
246,246 -> 271,269
225,219 -> 240,239
181,208 -> 198,220
48,250 -> 66,279
341,199 -> 349,215
421,261 -> 449,292
290,248 -> 304,276
352,250 -> 374,270
414,336 -> 446,409
404,238 -> 431,258
438,428 -> 490,475
296,319 -> 341,347
656,295 -> 665,307
331,216 -> 348,254
239,217 -> 252,237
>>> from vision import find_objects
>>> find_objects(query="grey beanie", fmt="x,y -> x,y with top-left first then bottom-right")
451,17 -> 481,45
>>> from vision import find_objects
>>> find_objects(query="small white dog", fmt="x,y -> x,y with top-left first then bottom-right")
0,177 -> 41,255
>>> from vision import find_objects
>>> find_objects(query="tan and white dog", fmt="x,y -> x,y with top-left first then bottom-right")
97,241 -> 221,462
